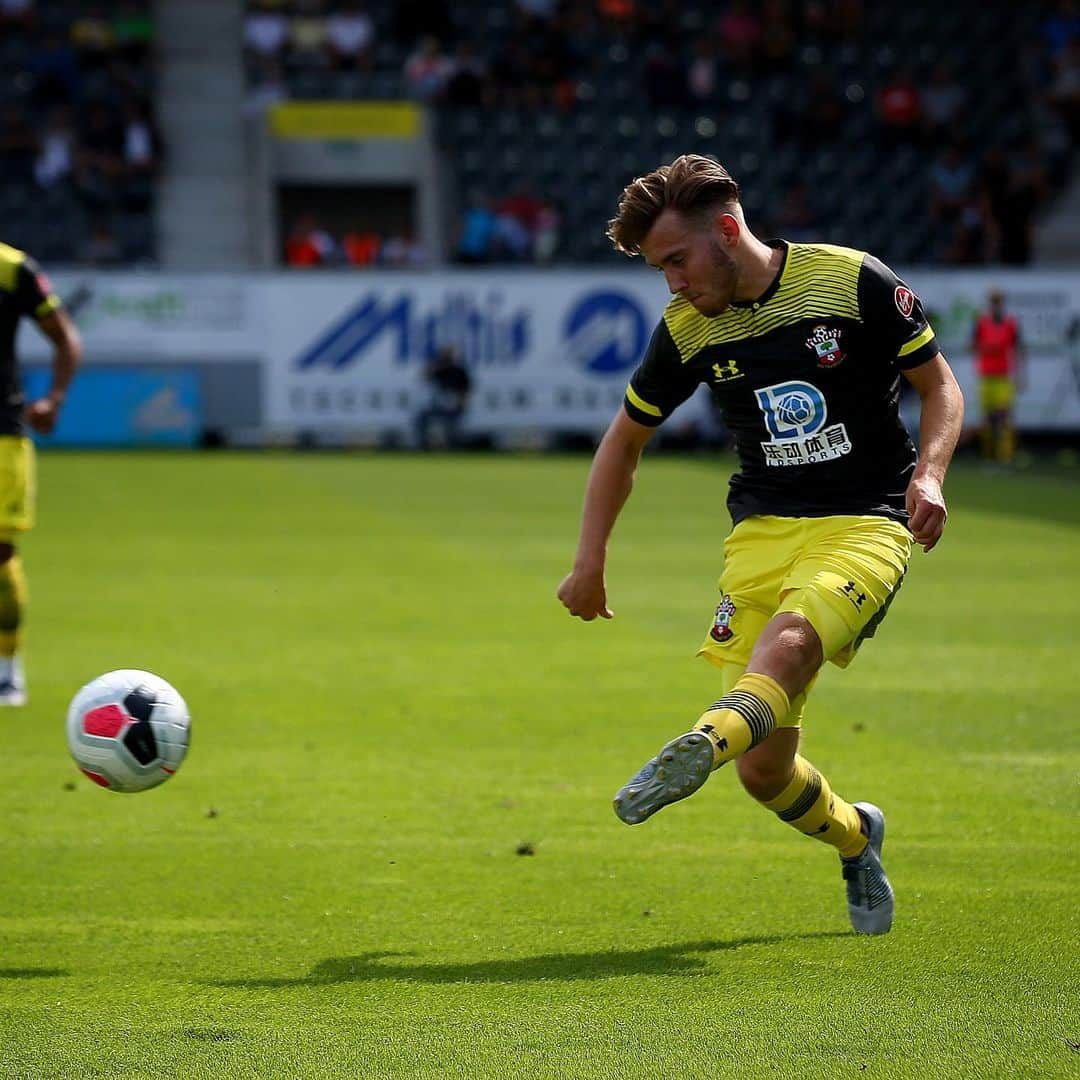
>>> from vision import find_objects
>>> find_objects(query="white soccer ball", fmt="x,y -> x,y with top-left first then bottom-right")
66,669 -> 191,793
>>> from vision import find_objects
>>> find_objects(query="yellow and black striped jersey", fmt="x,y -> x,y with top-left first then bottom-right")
0,242 -> 61,436
624,240 -> 940,524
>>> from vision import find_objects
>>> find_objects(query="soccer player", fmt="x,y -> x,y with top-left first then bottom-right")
557,156 -> 963,935
0,241 -> 82,704
971,289 -> 1023,465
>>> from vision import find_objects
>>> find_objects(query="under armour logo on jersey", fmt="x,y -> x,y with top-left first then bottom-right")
711,359 -> 742,382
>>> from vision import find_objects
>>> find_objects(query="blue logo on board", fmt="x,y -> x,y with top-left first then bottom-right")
295,292 -> 529,369
562,291 -> 647,375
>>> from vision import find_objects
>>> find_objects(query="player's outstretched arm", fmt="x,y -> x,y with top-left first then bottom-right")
903,352 -> 964,552
27,308 -> 82,435
558,409 -> 655,620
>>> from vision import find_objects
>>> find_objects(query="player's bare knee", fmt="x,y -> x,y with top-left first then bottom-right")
737,754 -> 790,801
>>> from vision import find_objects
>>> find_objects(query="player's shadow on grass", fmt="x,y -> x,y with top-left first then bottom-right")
214,932 -> 848,988
0,968 -> 68,979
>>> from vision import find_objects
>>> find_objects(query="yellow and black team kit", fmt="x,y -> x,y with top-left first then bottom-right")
0,242 -> 61,667
625,239 -> 940,711
0,242 -> 58,542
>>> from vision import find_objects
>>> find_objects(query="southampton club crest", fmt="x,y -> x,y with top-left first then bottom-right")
710,595 -> 737,642
806,325 -> 845,368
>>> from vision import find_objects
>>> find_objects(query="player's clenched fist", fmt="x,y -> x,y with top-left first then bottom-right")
557,567 -> 613,621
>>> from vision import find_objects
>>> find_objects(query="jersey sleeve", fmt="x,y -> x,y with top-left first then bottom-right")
623,319 -> 701,427
857,254 -> 939,370
14,255 -> 61,321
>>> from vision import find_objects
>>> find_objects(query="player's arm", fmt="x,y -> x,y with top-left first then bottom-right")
557,409 -> 656,620
902,352 -> 964,553
27,306 -> 82,435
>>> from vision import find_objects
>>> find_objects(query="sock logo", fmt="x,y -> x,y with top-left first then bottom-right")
709,595 -> 736,642
697,723 -> 728,753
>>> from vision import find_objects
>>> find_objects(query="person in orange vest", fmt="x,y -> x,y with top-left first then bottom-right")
971,289 -> 1023,463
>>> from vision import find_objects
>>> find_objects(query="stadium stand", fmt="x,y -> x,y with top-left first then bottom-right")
241,0 -> 1077,269
0,0 -> 159,265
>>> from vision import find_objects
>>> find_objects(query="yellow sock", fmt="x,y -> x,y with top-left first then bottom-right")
693,672 -> 790,769
0,555 -> 25,657
762,754 -> 866,857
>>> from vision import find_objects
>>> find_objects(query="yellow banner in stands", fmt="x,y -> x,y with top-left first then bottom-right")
270,102 -> 419,139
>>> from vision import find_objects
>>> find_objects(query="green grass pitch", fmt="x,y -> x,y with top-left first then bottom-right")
1,450 -> 1076,1079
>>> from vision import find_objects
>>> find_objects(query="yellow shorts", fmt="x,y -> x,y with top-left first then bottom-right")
697,514 -> 911,679
0,436 -> 35,543
980,375 -> 1014,414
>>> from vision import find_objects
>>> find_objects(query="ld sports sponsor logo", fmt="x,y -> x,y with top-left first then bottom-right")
755,379 -> 853,467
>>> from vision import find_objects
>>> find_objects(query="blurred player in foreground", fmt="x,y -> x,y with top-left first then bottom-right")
0,242 -> 82,704
557,156 -> 963,934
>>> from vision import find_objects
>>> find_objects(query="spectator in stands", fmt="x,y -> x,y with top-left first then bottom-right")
876,66 -> 922,146
244,0 -> 290,60
492,204 -> 532,261
403,36 -> 451,102
79,218 -> 124,266
971,290 -> 1024,465
284,215 -> 337,267
921,65 -> 966,141
415,346 -> 472,451
121,97 -> 161,176
33,106 -> 76,189
929,143 -> 976,228
758,0 -> 796,74
686,38 -> 721,104
1043,0 -> 1080,57
0,0 -> 34,31
389,0 -> 452,49
245,57 -> 290,113
381,232 -> 427,267
326,0 -> 374,72
444,42 -> 489,107
715,0 -> 761,73
111,2 -> 153,65
0,104 -> 38,184
643,43 -> 686,107
74,102 -> 125,211
1047,36 -> 1080,144
516,0 -> 558,20
455,194 -> 497,264
28,32 -> 81,109
342,230 -> 381,266
69,6 -> 116,73
775,181 -> 822,243
994,138 -> 1048,265
533,199 -> 561,262
290,0 -> 330,69
777,70 -> 843,150
120,97 -> 162,211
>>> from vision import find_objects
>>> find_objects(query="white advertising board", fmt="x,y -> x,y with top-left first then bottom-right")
16,267 -> 1080,437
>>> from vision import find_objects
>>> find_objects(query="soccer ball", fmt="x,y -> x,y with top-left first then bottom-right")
66,669 -> 191,793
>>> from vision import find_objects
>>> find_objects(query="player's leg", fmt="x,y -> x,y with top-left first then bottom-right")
0,436 -> 33,706
614,518 -> 803,825
764,516 -> 912,933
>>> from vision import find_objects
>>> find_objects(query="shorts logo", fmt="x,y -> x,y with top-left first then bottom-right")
755,379 -> 853,467
894,286 -> 915,318
710,595 -> 736,642
841,580 -> 867,608
806,325 -> 845,368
